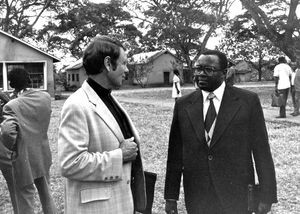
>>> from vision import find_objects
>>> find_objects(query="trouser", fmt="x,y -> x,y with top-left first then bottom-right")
278,88 -> 289,117
295,91 -> 300,113
291,86 -> 296,110
1,167 -> 18,214
9,173 -> 57,214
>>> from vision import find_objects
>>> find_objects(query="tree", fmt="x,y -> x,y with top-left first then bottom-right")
128,62 -> 154,87
239,0 -> 300,61
38,0 -> 142,58
218,18 -> 283,81
131,0 -> 235,79
0,0 -> 56,38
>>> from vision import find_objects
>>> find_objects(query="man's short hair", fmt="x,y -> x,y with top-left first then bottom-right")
83,35 -> 125,75
201,50 -> 228,70
8,68 -> 30,90
278,56 -> 287,63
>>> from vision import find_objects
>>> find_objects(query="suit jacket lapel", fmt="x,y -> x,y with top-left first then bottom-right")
82,81 -> 124,143
185,90 -> 207,147
210,86 -> 241,148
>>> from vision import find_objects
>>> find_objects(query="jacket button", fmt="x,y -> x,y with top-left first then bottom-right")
208,155 -> 213,160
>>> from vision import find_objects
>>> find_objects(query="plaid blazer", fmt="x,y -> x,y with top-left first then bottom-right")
58,81 -> 146,214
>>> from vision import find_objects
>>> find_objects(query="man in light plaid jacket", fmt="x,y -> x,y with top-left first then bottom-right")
58,35 -> 146,214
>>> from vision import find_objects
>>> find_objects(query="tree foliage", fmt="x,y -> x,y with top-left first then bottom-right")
37,0 -> 142,58
0,0 -> 56,38
239,0 -> 300,61
132,0 -> 235,73
218,17 -> 283,81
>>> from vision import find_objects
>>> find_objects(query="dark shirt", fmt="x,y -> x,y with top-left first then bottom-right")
87,78 -> 133,139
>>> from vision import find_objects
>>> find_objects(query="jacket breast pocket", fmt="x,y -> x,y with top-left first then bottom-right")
80,187 -> 111,204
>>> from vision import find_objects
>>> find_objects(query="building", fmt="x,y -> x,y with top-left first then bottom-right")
64,58 -> 131,89
231,60 -> 255,83
64,58 -> 87,89
129,50 -> 182,86
0,30 -> 60,96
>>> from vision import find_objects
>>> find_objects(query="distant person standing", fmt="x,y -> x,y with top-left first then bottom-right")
292,62 -> 300,116
290,64 -> 297,115
274,56 -> 292,118
172,69 -> 182,100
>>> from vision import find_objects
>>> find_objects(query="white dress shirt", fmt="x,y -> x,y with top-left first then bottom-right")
202,81 -> 226,145
273,63 -> 292,89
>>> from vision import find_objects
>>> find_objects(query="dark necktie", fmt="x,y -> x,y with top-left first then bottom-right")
205,93 -> 217,141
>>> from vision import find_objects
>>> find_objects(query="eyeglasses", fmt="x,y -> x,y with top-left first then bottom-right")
194,65 -> 224,75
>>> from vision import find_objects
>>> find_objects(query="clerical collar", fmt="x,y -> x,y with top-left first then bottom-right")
87,78 -> 112,96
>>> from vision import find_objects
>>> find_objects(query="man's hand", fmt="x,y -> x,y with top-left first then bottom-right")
165,199 -> 178,214
1,122 -> 17,134
120,137 -> 138,162
257,202 -> 271,214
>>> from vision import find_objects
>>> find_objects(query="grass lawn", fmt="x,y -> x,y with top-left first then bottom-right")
0,86 -> 299,213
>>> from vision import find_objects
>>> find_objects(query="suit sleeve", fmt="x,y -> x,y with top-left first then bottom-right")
250,94 -> 277,204
0,105 -> 18,166
1,105 -> 19,150
164,102 -> 183,200
58,101 -> 123,182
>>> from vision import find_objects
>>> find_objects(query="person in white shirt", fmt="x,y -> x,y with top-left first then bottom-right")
273,56 -> 292,118
172,69 -> 182,100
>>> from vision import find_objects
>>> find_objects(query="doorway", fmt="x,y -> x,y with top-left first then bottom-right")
163,72 -> 170,85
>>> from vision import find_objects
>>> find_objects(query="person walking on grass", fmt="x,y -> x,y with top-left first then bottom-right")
274,56 -> 292,118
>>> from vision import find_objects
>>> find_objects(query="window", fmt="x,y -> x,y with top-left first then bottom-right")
6,62 -> 45,90
68,74 -> 71,81
72,74 -> 75,81
76,74 -> 79,82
